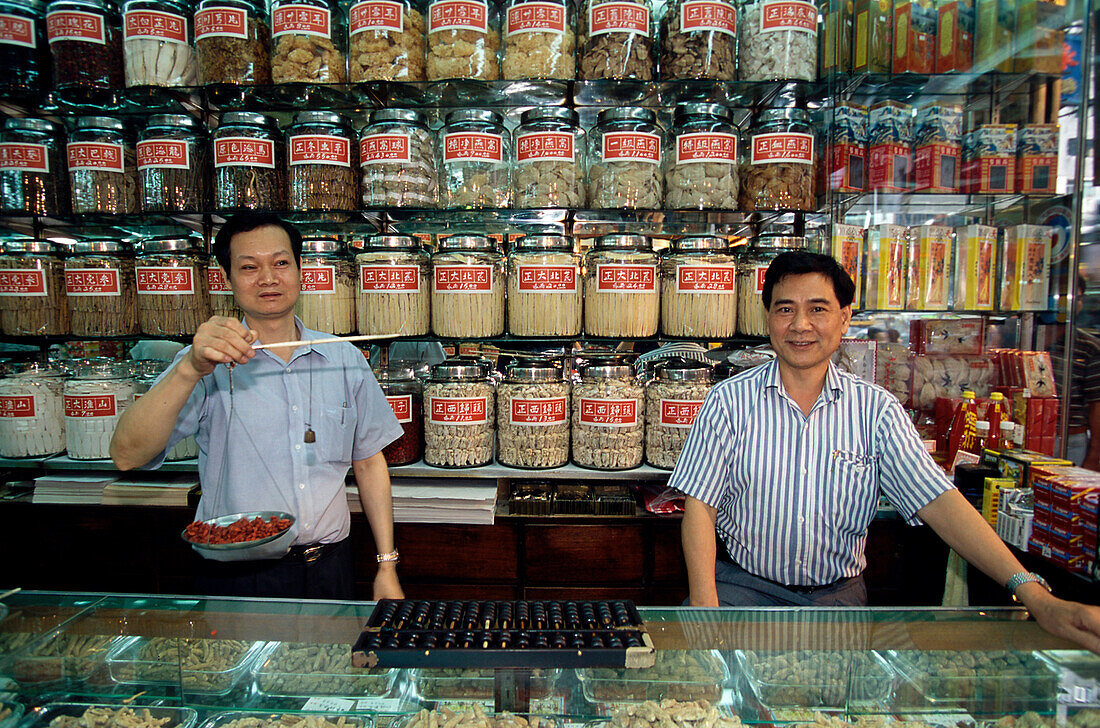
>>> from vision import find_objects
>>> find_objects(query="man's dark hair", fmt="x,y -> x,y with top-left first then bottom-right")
761,251 -> 856,309
212,211 -> 303,273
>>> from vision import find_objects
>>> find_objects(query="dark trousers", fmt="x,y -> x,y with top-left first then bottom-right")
194,538 -> 354,600
714,548 -> 868,607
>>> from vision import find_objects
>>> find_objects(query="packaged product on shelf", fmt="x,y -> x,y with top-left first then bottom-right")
294,236 -> 356,335
502,0 -> 573,79
833,338 -> 875,381
0,238 -> 67,336
423,357 -> 495,468
194,0 -> 272,84
431,234 -> 505,337
63,363 -> 134,460
134,236 -> 210,335
64,240 -> 138,337
830,223 -> 863,308
378,368 -> 422,465
659,0 -> 736,80
963,123 -> 1016,194
912,104 -> 962,193
0,0 -> 46,99
1016,123 -> 1058,195
1000,224 -> 1052,311
286,111 -> 358,211
584,233 -> 659,337
573,359 -> 644,470
740,107 -> 816,211
122,0 -> 196,86
589,107 -> 663,209
864,225 -> 907,310
206,258 -> 240,318
953,224 -> 996,310
426,0 -> 500,79
912,354 -> 994,408
910,317 -> 984,355
935,0 -> 974,71
867,100 -> 912,193
348,0 -> 426,81
736,232 -> 805,335
213,111 -> 286,210
660,235 -> 737,338
46,0 -> 123,91
0,117 -> 67,216
67,116 -> 139,214
497,358 -> 569,469
354,235 -> 430,336
579,0 -> 653,79
360,108 -> 437,208
271,0 -> 347,82
906,224 -> 952,310
827,102 -> 866,193
852,0 -> 890,72
138,113 -> 208,213
514,107 -> 585,208
645,360 -> 712,470
974,0 -> 1012,71
665,103 -> 739,210
1014,0 -> 1061,73
738,0 -> 817,81
875,342 -> 912,404
892,0 -> 935,73
441,109 -> 510,208
506,234 -> 581,336
819,0 -> 852,76
0,365 -> 66,458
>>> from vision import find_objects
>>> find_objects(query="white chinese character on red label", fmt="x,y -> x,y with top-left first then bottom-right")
602,132 -> 661,163
289,135 -> 351,167
660,398 -> 703,427
755,265 -> 767,294
214,137 -> 276,168
124,10 -> 187,42
300,264 -> 336,293
0,396 -> 35,418
443,132 -> 503,163
596,264 -> 656,292
579,397 -> 638,426
360,265 -> 421,291
350,0 -> 404,32
0,143 -> 49,173
387,394 -> 413,423
434,265 -> 493,292
516,264 -> 577,292
207,266 -> 232,293
65,268 -> 121,296
46,10 -> 105,43
759,0 -> 816,33
67,142 -> 125,173
273,4 -> 331,37
428,0 -> 488,31
137,140 -> 190,170
510,396 -> 568,425
589,1 -> 650,35
195,7 -> 247,39
429,396 -> 488,424
0,269 -> 46,296
676,132 -> 737,164
750,132 -> 814,164
64,394 -> 116,418
135,266 -> 195,294
677,265 -> 736,292
360,134 -> 411,164
680,0 -> 736,34
516,132 -> 574,163
507,2 -> 565,34
0,13 -> 36,48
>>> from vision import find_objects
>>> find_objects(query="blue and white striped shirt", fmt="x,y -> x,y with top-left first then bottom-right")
668,359 -> 953,586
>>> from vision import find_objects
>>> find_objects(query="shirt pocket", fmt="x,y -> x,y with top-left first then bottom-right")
826,450 -> 879,535
318,404 -> 355,464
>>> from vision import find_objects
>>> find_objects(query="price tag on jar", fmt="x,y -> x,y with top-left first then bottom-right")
350,0 -> 404,33
516,264 -> 576,292
595,263 -> 656,291
136,266 -> 195,294
0,13 -> 36,48
0,143 -> 48,172
356,698 -> 405,712
602,131 -> 661,164
750,132 -> 814,164
0,396 -> 35,417
660,399 -> 703,428
300,264 -> 336,294
680,0 -> 736,34
289,135 -> 351,167
207,266 -> 232,295
516,132 -> 574,163
66,268 -> 121,296
137,140 -> 190,170
302,697 -> 355,712
46,10 -> 106,43
64,394 -> 117,418
443,132 -> 503,163
758,0 -> 816,33
0,269 -> 47,296
676,132 -> 737,164
676,265 -> 735,293
434,265 -> 494,293
272,4 -> 331,38
507,1 -> 565,34
386,394 -> 413,423
195,7 -> 248,39
588,0 -> 649,35
67,142 -> 125,172
124,9 -> 188,42
429,396 -> 488,425
429,0 -> 488,32
360,265 -> 420,291
510,396 -> 567,426
579,397 -> 638,426
360,134 -> 411,164
214,137 -> 275,168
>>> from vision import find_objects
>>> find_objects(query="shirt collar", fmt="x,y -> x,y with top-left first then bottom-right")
247,316 -> 333,363
763,359 -> 846,404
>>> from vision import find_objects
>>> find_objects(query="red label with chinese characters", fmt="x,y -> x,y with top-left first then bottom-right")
207,266 -> 232,294
137,140 -> 189,170
214,137 -> 275,168
510,396 -> 567,425
65,268 -> 121,296
360,134 -> 410,164
273,4 -> 331,37
350,0 -> 404,32
429,0 -> 488,31
360,265 -> 421,291
750,132 -> 814,164
67,143 -> 124,172
516,265 -> 577,292
443,132 -> 503,163
289,135 -> 351,167
755,265 -> 767,293
429,396 -> 488,424
0,14 -> 36,48
661,399 -> 703,427
65,394 -> 116,418
387,394 -> 413,423
0,143 -> 49,173
47,10 -> 105,43
124,10 -> 187,41
596,264 -> 656,291
589,1 -> 650,34
300,264 -> 336,293
434,265 -> 493,292
602,132 -> 661,163
676,132 -> 737,163
681,0 -> 735,33
507,2 -> 565,33
579,397 -> 638,426
677,265 -> 735,292
0,269 -> 46,296
0,396 -> 34,418
516,132 -> 574,163
759,0 -> 816,31
135,266 -> 195,294
195,7 -> 247,39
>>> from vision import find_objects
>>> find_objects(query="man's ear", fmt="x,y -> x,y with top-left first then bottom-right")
841,305 -> 852,334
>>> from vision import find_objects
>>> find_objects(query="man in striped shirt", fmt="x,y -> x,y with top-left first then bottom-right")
670,251 -> 1100,649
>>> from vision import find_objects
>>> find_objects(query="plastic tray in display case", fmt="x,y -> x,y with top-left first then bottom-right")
735,650 -> 895,712
21,702 -> 198,728
0,701 -> 22,728
410,667 -> 561,701
1,631 -> 118,686
252,641 -> 401,698
198,711 -> 372,728
106,637 -> 267,695
577,650 -> 733,708
394,708 -> 558,728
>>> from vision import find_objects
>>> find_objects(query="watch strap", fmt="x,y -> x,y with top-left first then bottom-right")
1004,571 -> 1051,595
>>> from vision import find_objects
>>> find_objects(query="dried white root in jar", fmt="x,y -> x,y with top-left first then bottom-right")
584,261 -> 658,337
423,382 -> 495,467
427,28 -> 500,80
665,161 -> 738,209
64,380 -> 134,460
507,257 -> 582,336
738,1 -> 817,82
645,381 -> 711,469
497,382 -> 569,468
295,263 -> 357,335
0,376 -> 65,458
589,160 -> 662,208
124,37 -> 198,87
272,34 -> 347,82
660,266 -> 737,338
572,379 -> 643,470
736,267 -> 768,336
350,7 -> 427,81
503,27 -> 575,79
357,276 -> 430,336
515,160 -> 584,207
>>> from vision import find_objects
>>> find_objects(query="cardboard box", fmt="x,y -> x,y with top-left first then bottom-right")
868,101 -> 913,192
865,225 -> 908,309
913,105 -> 963,192
1014,0 -> 1064,73
935,0 -> 975,71
983,477 -> 1016,525
1000,225 -> 1052,311
963,124 -> 1017,193
974,0 -> 1015,71
832,224 -> 865,308
907,225 -> 952,310
1016,124 -> 1058,195
853,0 -> 892,72
911,317 -> 985,355
820,0 -> 855,75
829,103 -> 868,192
997,508 -> 1032,549
952,225 -> 997,311
894,0 -> 937,73
997,451 -> 1072,487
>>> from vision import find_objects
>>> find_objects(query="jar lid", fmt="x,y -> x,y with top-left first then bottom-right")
197,0 -> 262,12
301,236 -> 343,254
136,236 -> 201,254
754,234 -> 807,250
291,111 -> 352,129
146,114 -> 204,131
132,359 -> 168,378
4,239 -> 59,255
75,116 -> 126,132
596,107 -> 656,125
4,117 -> 60,135
71,239 -> 128,254
360,235 -> 420,250
430,356 -> 493,382
445,109 -> 504,127
367,108 -> 429,128
656,359 -> 713,382
47,0 -> 115,12
377,365 -> 417,383
593,234 -> 650,251
71,363 -> 131,380
757,108 -> 811,125
439,235 -> 494,251
671,235 -> 727,252
506,357 -> 562,383
514,235 -> 570,251
519,107 -> 579,126
7,362 -> 62,378
219,111 -> 279,131
674,103 -> 732,123
581,361 -> 635,379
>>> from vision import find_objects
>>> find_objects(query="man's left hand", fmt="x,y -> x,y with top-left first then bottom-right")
1024,589 -> 1100,652
373,565 -> 404,601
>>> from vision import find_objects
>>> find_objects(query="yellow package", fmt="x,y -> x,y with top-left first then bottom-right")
954,225 -> 997,310
831,223 -> 864,309
1001,224 -> 1052,311
865,224 -> 907,309
907,225 -> 952,310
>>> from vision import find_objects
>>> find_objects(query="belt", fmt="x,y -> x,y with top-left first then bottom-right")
718,544 -> 849,595
285,541 -> 340,563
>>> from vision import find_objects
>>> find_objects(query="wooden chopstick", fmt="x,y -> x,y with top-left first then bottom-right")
251,332 -> 403,351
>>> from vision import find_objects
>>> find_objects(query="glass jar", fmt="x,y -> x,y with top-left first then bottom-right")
660,235 -> 737,337
213,111 -> 286,210
441,109 -> 510,208
348,0 -> 425,81
506,234 -> 580,336
0,0 -> 47,100
134,365 -> 198,459
666,103 -> 739,209
294,236 -> 356,335
64,239 -> 137,337
502,0 -> 572,79
194,0 -> 271,85
736,232 -> 805,335
271,0 -> 347,82
206,254 -> 239,318
0,364 -> 65,457
738,0 -> 817,81
431,234 -> 505,337
360,108 -> 437,208
660,0 -> 735,79
123,0 -> 196,86
426,0 -> 499,80
138,113 -> 208,213
579,0 -> 653,79
572,359 -> 643,470
0,117 -> 66,216
287,111 -> 358,212
0,239 -> 67,335
63,362 -> 134,460
67,115 -> 138,214
583,233 -> 658,337
514,107 -> 584,208
739,107 -> 816,211
377,366 -> 422,465
423,356 -> 495,468
46,0 -> 123,91
589,107 -> 663,209
497,357 -> 569,469
134,235 -> 210,335
644,359 -> 712,470
353,235 -> 429,336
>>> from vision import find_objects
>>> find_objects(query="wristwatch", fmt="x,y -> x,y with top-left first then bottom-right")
377,549 -> 400,564
1004,571 -> 1052,598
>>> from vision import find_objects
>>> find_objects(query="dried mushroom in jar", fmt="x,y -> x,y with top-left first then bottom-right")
660,0 -> 736,80
739,108 -> 816,211
349,0 -> 426,80
271,0 -> 347,82
579,0 -> 653,79
426,0 -> 500,80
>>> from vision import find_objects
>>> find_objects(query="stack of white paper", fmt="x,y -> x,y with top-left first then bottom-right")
32,474 -> 118,504
348,479 -> 497,524
102,476 -> 199,506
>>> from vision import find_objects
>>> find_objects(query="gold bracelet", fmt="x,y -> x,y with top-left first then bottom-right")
377,549 -> 400,564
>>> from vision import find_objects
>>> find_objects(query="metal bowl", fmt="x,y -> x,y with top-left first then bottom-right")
182,511 -> 295,562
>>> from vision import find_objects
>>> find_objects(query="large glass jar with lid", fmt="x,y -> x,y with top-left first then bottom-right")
0,117 -> 67,216
507,234 -> 580,336
46,0 -> 123,91
194,0 -> 271,85
426,0 -> 499,80
660,235 -> 737,337
589,107 -> 663,209
294,236 -> 356,335
0,363 -> 65,457
0,239 -> 67,335
287,111 -> 358,212
134,235 -> 210,335
270,0 -> 347,82
67,116 -> 138,214
514,107 -> 584,208
739,107 -> 817,211
572,357 -> 643,470
353,235 -> 429,336
206,253 -> 239,318
63,362 -> 134,460
502,0 -> 572,79
497,357 -> 569,469
213,111 -> 286,211
122,0 -> 196,86
666,103 -> 739,209
64,239 -> 137,336
441,109 -> 510,208
348,0 -> 425,81
431,234 -> 505,338
377,366 -> 423,465
644,359 -> 712,470
584,233 -> 658,337
360,109 -> 437,208
138,113 -> 208,213
0,0 -> 48,100
133,362 -> 197,460
736,229 -> 806,336
660,0 -> 735,79
738,0 -> 816,81
423,356 -> 495,468
579,0 -> 653,79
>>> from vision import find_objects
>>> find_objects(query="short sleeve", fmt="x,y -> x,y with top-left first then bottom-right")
349,351 -> 403,461
875,396 -> 954,524
667,384 -> 736,509
139,347 -> 207,470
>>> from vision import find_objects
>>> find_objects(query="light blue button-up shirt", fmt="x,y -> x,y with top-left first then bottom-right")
146,319 -> 402,546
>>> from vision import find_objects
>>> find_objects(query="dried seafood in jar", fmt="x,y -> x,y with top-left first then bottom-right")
426,0 -> 500,80
584,234 -> 658,337
287,111 -> 358,211
195,0 -> 272,84
431,235 -> 505,337
660,235 -> 736,338
514,106 -> 584,208
213,111 -> 286,210
666,103 -> 739,209
294,237 -> 356,335
502,0 -> 573,78
579,0 -> 653,79
738,0 -> 817,81
134,236 -> 210,335
497,360 -> 569,468
123,0 -> 197,86
423,358 -> 495,468
68,115 -> 139,214
0,239 -> 68,336
354,235 -> 430,336
645,363 -> 712,470
507,235 -> 581,336
0,117 -> 67,217
660,0 -> 735,79
572,361 -> 643,470
348,0 -> 426,81
739,107 -> 816,211
271,0 -> 347,82
589,107 -> 663,209
138,113 -> 208,213
0,367 -> 66,458
65,240 -> 138,336
441,109 -> 510,208
64,364 -> 134,459
360,108 -> 437,208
